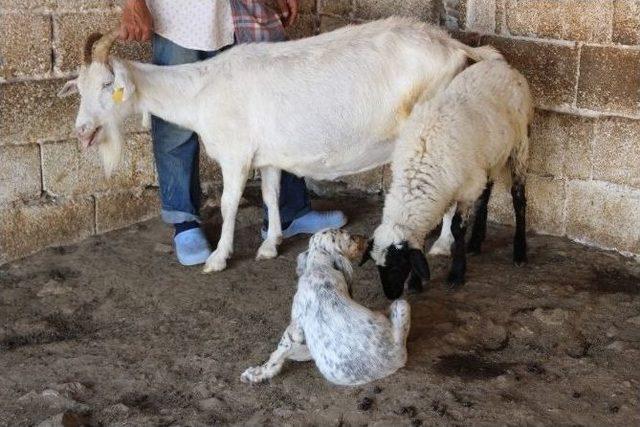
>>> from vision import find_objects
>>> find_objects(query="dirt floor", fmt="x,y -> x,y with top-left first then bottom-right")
1,191 -> 639,426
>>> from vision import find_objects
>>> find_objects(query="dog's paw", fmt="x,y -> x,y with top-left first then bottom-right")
241,366 -> 268,384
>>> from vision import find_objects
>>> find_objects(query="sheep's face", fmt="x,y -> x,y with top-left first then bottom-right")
362,225 -> 429,299
59,61 -> 134,149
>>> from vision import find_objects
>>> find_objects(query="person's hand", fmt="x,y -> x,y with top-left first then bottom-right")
119,0 -> 154,42
276,0 -> 299,27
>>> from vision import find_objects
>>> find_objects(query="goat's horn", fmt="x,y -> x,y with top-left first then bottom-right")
83,32 -> 104,65
92,29 -> 120,63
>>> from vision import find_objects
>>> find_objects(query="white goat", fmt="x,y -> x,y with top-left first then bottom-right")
362,57 -> 533,299
58,18 -> 500,273
241,229 -> 410,386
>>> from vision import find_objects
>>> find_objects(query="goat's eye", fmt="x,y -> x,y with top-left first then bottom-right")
102,81 -> 113,89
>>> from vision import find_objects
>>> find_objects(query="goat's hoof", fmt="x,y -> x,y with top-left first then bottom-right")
513,260 -> 527,267
203,253 -> 227,273
428,240 -> 452,257
256,242 -> 278,260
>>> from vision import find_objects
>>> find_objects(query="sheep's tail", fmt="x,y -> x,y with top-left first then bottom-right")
452,40 -> 505,62
509,123 -> 530,185
510,81 -> 534,185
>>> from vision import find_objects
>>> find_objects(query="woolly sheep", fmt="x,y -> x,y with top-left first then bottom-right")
362,57 -> 533,299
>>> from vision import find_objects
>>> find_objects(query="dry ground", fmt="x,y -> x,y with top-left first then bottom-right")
1,193 -> 639,426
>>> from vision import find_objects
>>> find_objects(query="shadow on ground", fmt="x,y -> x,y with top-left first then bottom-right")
1,194 -> 639,426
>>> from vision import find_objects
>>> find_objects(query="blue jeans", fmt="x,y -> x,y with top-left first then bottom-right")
151,34 -> 310,227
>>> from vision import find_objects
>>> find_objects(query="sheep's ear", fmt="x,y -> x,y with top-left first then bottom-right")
112,61 -> 135,103
58,79 -> 78,98
359,239 -> 374,266
409,248 -> 430,281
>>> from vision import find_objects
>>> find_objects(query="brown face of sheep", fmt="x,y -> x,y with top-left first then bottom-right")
361,240 -> 430,299
57,30 -> 133,149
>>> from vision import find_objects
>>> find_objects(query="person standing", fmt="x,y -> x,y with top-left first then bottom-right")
119,0 -> 346,266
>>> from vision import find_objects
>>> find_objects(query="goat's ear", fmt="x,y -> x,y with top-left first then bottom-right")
359,239 -> 374,266
112,61 -> 135,102
409,248 -> 430,281
58,79 -> 78,98
296,250 -> 309,277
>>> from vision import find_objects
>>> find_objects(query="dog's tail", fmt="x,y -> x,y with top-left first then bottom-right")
389,299 -> 411,347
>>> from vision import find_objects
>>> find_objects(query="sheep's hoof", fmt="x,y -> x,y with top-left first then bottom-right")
446,274 -> 465,291
203,253 -> 227,273
467,242 -> 482,255
256,242 -> 278,260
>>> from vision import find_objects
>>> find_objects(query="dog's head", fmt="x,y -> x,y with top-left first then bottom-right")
296,229 -> 368,285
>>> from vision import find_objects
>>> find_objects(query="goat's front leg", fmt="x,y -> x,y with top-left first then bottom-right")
203,162 -> 250,273
241,322 -> 309,384
256,166 -> 282,260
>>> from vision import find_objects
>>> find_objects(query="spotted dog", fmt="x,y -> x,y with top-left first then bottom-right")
241,229 -> 410,386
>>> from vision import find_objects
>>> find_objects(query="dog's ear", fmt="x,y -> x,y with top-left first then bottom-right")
296,250 -> 309,277
359,239 -> 374,266
333,251 -> 354,285
409,248 -> 430,281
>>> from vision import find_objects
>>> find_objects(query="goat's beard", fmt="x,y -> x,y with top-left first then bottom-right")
98,121 -> 124,178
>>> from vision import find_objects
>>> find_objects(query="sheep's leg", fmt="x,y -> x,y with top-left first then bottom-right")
447,205 -> 471,289
511,178 -> 527,266
256,167 -> 283,260
429,204 -> 456,256
406,271 -> 424,293
467,181 -> 494,254
203,162 -> 250,273
389,299 -> 411,347
240,322 -> 308,383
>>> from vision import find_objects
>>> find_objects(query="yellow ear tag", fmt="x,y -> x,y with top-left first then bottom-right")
112,87 -> 124,104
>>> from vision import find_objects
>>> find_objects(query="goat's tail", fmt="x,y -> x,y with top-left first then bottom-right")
452,40 -> 504,62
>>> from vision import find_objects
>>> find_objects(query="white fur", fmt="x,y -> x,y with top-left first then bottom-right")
241,229 -> 410,386
371,58 -> 533,266
63,17 -> 500,272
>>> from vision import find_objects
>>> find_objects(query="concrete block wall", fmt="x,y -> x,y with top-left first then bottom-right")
0,1 -> 164,264
2,0 -> 639,262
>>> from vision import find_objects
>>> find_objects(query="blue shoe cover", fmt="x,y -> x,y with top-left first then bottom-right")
174,227 -> 212,266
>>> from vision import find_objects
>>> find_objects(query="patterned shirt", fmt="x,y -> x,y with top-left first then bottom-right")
146,0 -> 235,51
147,0 -> 286,51
230,0 -> 287,43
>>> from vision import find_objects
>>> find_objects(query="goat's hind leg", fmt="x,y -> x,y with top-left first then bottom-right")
256,166 -> 283,260
429,204 -> 456,256
241,322 -> 308,384
467,181 -> 494,254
